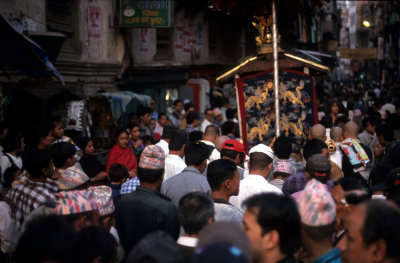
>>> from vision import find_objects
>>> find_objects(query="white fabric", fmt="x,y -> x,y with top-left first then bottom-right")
154,121 -> 163,136
249,144 -> 274,159
164,154 -> 186,181
200,119 -> 213,132
229,174 -> 282,209
0,154 -> 23,176
200,140 -> 220,163
381,103 -> 396,114
156,139 -> 169,155
177,236 -> 198,247
330,143 -> 343,169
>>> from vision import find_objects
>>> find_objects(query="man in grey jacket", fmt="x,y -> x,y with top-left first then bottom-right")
207,159 -> 243,225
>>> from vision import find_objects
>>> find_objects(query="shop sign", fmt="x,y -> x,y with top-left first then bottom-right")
120,0 -> 172,27
340,48 -> 377,59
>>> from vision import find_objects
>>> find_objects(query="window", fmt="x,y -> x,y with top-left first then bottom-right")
154,28 -> 172,60
47,0 -> 80,58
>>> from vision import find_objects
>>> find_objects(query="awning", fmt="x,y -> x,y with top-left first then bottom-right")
0,14 -> 64,84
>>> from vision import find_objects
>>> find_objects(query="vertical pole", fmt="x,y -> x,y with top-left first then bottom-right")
272,0 -> 280,137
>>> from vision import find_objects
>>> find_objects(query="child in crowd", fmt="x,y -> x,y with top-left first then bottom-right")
128,124 -> 145,158
270,161 -> 293,190
108,163 -> 129,200
51,116 -> 78,146
51,142 -> 90,191
78,137 -> 107,185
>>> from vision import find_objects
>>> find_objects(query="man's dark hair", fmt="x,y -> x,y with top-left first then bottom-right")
221,121 -> 236,136
243,193 -> 301,256
189,131 -> 203,142
186,111 -> 199,125
204,125 -> 220,137
178,192 -> 214,235
226,108 -> 236,120
63,210 -> 99,227
162,125 -> 176,140
220,148 -> 240,160
376,124 -> 394,142
174,99 -> 183,107
25,121 -> 52,149
320,115 -> 333,129
137,105 -> 152,117
302,223 -> 335,242
207,159 -> 237,191
184,102 -> 195,112
303,139 -> 327,160
273,135 -> 292,159
204,108 -> 212,115
184,141 -> 208,166
26,149 -> 52,178
2,131 -> 21,153
15,215 -> 78,263
334,177 -> 371,205
109,163 -> 129,183
76,226 -> 117,263
137,167 -> 164,183
361,200 -> 400,261
249,152 -> 273,171
362,116 -> 380,130
51,142 -> 76,168
168,130 -> 187,151
158,112 -> 167,120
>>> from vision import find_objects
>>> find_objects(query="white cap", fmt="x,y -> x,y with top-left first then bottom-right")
249,144 -> 274,159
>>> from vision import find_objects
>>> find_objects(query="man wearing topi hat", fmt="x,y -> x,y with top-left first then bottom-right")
115,145 -> 180,253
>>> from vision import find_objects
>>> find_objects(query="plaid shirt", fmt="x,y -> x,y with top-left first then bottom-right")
6,179 -> 56,229
120,178 -> 140,194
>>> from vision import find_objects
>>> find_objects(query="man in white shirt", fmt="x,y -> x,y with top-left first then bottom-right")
164,130 -> 187,181
155,125 -> 176,156
200,125 -> 220,163
200,108 -> 213,132
230,144 -> 282,210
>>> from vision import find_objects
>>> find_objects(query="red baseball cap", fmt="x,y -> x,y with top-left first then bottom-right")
222,139 -> 245,154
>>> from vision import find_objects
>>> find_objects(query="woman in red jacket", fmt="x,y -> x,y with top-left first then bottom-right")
106,128 -> 137,178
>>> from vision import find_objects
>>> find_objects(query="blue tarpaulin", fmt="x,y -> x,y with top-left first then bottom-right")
0,14 -> 64,84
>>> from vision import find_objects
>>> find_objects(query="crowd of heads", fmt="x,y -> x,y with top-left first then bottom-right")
0,90 -> 400,263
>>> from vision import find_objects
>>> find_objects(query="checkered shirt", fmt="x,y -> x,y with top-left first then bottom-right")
120,177 -> 140,194
6,179 -> 56,229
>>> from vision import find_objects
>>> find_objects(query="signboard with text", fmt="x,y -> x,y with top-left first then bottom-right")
120,0 -> 172,27
340,48 -> 377,59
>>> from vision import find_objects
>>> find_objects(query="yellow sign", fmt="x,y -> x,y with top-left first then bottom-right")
340,48 -> 377,59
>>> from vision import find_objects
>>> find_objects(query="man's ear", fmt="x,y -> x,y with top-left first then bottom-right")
262,230 -> 280,251
224,179 -> 232,191
370,239 -> 387,263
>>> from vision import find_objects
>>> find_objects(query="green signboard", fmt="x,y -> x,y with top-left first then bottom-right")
120,0 -> 172,27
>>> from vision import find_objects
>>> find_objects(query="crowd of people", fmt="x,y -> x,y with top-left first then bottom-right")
0,90 -> 400,263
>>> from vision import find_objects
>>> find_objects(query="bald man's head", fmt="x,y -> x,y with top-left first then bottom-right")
214,135 -> 230,152
330,126 -> 343,142
343,121 -> 359,139
310,124 -> 327,141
